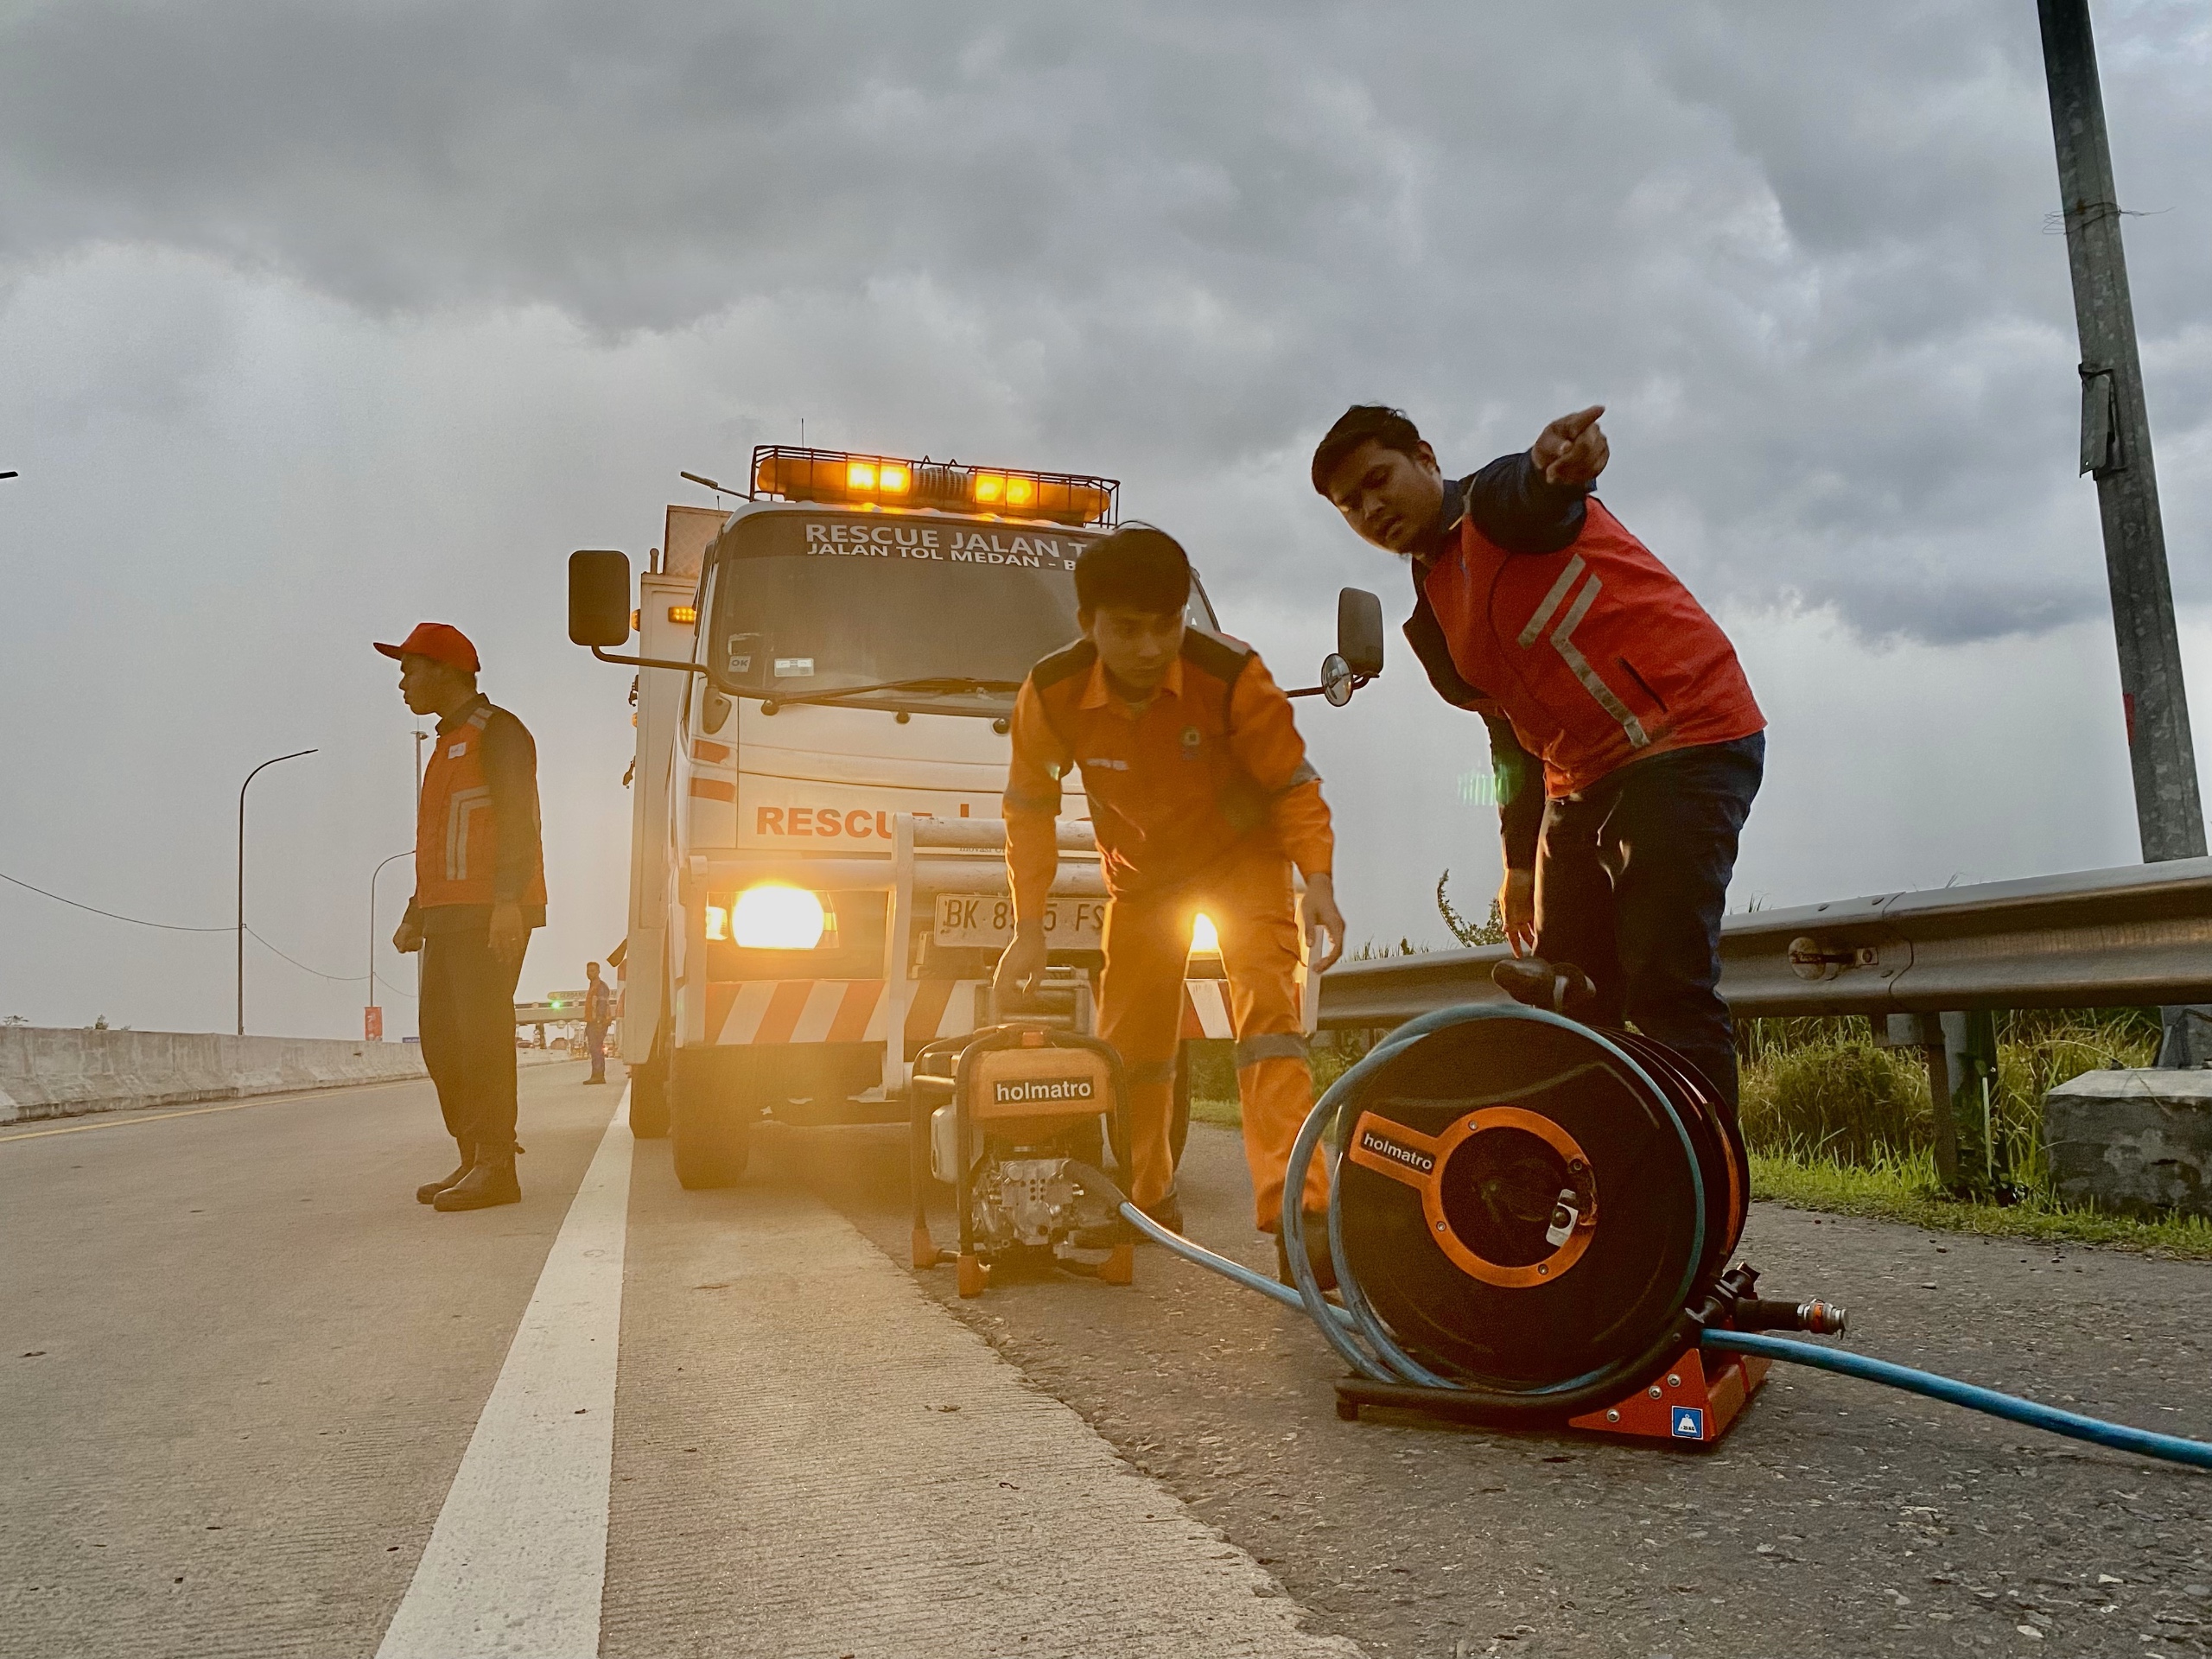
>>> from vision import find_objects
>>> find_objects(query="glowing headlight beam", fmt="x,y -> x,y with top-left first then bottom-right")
730,886 -> 827,950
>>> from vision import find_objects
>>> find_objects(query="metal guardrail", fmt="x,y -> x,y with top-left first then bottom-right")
1319,855 -> 2212,1028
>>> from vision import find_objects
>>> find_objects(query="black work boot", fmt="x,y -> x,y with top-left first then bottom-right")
434,1142 -> 520,1211
1135,1186 -> 1184,1236
416,1140 -> 474,1205
1491,957 -> 1599,1019
1274,1211 -> 1338,1294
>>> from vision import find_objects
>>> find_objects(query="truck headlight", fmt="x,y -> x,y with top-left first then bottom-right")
731,885 -> 827,950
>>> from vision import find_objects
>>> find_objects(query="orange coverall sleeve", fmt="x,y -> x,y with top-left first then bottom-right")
1228,652 -> 1334,879
1001,677 -> 1071,925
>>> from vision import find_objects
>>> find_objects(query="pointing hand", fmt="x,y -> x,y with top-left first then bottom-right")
1529,405 -> 1609,488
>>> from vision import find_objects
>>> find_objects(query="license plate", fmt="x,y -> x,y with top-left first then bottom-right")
932,893 -> 1106,949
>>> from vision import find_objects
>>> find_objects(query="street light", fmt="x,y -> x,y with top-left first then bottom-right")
237,748 -> 316,1037
367,850 -> 413,1040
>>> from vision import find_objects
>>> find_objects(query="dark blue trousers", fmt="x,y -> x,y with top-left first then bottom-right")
1532,734 -> 1764,1109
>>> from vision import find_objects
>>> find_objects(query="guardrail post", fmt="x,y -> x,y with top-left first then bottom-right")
1926,1011 -> 2002,1196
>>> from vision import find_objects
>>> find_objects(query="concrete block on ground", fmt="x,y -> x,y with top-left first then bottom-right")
2044,1067 -> 2212,1220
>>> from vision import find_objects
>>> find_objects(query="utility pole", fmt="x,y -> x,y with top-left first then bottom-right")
2037,0 -> 2202,860
2037,0 -> 2208,1066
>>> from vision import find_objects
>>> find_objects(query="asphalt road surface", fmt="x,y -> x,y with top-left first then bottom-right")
807,1119 -> 2212,1659
4,1064 -> 2209,1657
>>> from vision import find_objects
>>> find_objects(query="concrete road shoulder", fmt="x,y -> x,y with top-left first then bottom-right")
606,1145 -> 1363,1659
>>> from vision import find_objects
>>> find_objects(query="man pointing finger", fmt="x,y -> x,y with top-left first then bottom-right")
1313,404 -> 1764,1112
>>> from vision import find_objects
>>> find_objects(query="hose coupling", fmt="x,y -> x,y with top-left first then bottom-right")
1735,1295 -> 1848,1335
1796,1299 -> 1848,1335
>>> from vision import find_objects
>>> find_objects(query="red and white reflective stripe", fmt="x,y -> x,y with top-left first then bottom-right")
709,977 -> 1236,1046
688,738 -> 738,803
711,980 -> 983,1046
1182,980 -> 1232,1040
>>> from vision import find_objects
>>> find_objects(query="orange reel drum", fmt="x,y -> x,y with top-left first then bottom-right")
1332,1015 -> 1745,1389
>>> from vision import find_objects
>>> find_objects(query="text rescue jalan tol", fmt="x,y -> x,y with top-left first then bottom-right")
804,521 -> 1079,569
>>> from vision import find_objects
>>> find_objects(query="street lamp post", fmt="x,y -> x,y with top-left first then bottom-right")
237,748 -> 316,1038
367,850 -> 413,1040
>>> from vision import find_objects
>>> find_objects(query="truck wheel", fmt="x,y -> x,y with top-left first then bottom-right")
671,1052 -> 752,1188
628,1055 -> 670,1140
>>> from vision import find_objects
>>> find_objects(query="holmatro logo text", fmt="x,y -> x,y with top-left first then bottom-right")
993,1077 -> 1096,1104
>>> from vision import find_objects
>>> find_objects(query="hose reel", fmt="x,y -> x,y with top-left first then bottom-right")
1331,1009 -> 1747,1394
1112,1001 -> 2211,1467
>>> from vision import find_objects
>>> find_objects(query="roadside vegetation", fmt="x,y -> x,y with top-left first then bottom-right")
1183,874 -> 2209,1255
1732,1008 -> 2211,1257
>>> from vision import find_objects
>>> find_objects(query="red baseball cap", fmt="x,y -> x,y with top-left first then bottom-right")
374,622 -> 480,673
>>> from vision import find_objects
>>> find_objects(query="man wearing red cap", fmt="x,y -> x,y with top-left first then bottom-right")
376,623 -> 547,1211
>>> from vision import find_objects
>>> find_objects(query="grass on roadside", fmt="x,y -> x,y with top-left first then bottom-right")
1190,1094 -> 1243,1129
1750,1147 -> 2212,1260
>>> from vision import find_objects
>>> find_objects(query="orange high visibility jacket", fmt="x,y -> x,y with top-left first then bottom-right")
413,697 -> 548,912
1002,630 -> 1332,913
1421,496 -> 1764,799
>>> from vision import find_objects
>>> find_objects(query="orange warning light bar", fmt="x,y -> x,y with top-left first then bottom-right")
748,447 -> 1116,526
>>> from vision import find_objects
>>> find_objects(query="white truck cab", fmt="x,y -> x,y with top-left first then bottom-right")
573,448 -> 1253,1187
572,446 -> 1386,1187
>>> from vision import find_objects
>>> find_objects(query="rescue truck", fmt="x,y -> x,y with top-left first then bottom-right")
567,446 -> 1382,1188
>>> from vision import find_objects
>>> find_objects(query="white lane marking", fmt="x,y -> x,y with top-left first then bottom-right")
375,1089 -> 632,1659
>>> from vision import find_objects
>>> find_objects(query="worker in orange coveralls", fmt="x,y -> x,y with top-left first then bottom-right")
993,525 -> 1349,1288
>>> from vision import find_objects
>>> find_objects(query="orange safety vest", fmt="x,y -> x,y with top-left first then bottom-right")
1421,497 -> 1764,798
1023,631 -> 1313,898
414,702 -> 548,910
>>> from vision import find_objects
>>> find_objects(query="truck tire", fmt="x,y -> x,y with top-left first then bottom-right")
671,1051 -> 752,1189
628,1054 -> 671,1140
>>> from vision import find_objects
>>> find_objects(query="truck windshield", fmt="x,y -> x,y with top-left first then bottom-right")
707,510 -> 1214,710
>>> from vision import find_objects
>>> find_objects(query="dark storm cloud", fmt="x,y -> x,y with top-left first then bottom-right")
3,0 -> 2206,642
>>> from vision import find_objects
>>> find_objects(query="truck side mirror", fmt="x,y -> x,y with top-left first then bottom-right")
1337,588 -> 1385,679
1288,588 -> 1387,705
569,550 -> 632,648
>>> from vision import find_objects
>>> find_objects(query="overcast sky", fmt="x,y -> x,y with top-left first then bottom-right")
3,1 -> 2208,1038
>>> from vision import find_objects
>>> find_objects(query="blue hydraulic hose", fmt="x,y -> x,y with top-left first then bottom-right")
1106,1000 -> 2212,1473
1118,1201 -> 1358,1328
1706,1330 -> 2212,1471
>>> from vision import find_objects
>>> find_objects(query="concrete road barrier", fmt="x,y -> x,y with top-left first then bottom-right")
2044,1067 -> 2212,1219
0,1027 -> 573,1124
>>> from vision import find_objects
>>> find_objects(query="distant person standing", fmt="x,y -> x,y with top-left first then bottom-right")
582,961 -> 613,1084
378,623 -> 547,1212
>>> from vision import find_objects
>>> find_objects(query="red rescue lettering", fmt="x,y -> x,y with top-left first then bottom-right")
790,807 -> 813,836
757,807 -> 784,834
844,809 -> 870,837
817,807 -> 842,836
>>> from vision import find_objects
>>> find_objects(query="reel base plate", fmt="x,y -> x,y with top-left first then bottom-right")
1331,1343 -> 1770,1449
1562,1345 -> 1770,1446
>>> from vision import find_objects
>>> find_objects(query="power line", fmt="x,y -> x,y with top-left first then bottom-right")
243,928 -> 415,997
3,867 -> 417,996
0,868 -> 230,931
